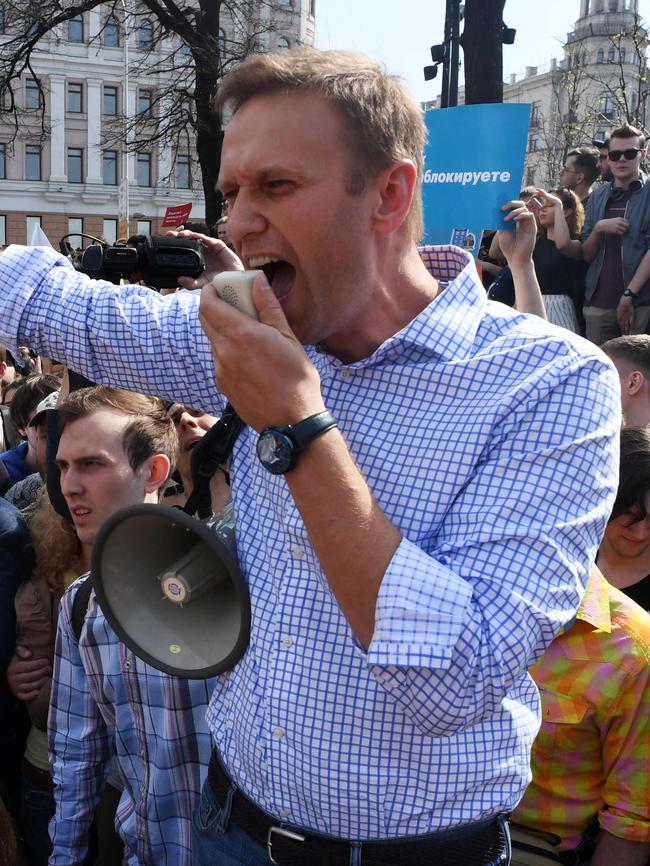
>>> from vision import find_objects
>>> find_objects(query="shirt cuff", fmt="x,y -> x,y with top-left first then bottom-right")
365,536 -> 473,669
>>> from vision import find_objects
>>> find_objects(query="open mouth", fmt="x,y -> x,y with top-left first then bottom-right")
248,256 -> 296,302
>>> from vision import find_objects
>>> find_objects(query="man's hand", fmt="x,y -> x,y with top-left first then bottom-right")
617,295 -> 635,334
166,228 -> 245,290
199,272 -> 324,430
597,217 -> 629,236
6,646 -> 51,701
497,201 -> 537,269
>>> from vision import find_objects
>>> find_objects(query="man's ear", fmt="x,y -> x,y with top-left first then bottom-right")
143,453 -> 171,495
372,160 -> 417,235
625,370 -> 645,397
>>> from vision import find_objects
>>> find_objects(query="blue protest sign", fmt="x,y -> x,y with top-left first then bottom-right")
421,103 -> 530,245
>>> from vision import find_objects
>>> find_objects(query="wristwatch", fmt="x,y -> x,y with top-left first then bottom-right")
622,288 -> 638,298
256,410 -> 338,475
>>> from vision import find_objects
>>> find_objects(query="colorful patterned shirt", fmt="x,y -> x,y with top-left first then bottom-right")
48,576 -> 215,866
0,244 -> 621,838
512,568 -> 650,850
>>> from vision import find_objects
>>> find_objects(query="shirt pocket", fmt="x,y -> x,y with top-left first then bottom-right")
534,688 -> 588,757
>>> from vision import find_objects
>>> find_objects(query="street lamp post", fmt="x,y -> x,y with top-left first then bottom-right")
118,0 -> 130,240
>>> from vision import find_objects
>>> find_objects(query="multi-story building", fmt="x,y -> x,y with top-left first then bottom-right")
0,1 -> 316,247
423,0 -> 648,189
505,0 -> 648,187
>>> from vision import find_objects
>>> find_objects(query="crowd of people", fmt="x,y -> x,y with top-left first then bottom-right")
480,122 -> 650,349
0,46 -> 648,866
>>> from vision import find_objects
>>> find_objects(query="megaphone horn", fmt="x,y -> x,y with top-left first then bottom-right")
92,503 -> 250,679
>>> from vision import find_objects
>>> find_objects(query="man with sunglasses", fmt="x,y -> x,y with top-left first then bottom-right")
581,123 -> 650,345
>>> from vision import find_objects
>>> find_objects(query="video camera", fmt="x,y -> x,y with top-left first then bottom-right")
59,233 -> 205,290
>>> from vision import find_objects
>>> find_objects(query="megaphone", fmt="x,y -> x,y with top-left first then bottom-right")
92,503 -> 250,679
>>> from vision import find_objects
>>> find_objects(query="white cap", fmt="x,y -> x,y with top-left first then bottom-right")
28,389 -> 60,426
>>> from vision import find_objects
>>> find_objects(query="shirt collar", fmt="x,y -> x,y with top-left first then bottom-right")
575,567 -> 612,633
310,246 -> 487,371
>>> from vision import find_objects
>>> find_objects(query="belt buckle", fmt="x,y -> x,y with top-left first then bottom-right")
267,825 -> 306,864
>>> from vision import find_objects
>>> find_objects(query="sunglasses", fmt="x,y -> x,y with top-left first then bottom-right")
608,148 -> 642,162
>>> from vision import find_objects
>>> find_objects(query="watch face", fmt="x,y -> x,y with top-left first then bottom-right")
256,430 -> 293,475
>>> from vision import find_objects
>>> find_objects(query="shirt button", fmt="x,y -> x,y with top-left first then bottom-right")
279,808 -> 290,817
292,546 -> 305,559
340,369 -> 350,379
124,660 -> 131,670
272,727 -> 285,739
281,637 -> 293,648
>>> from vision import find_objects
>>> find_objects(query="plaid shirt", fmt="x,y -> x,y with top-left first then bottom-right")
512,568 -> 650,850
48,576 -> 215,866
1,243 -> 620,837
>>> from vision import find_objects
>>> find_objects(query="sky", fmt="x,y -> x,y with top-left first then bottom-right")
315,0 -> 594,104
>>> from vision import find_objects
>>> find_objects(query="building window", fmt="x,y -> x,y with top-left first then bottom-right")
0,215 -> 5,246
620,48 -> 626,64
26,216 -> 42,242
25,145 -> 41,181
310,0 -> 316,14
528,136 -> 538,153
102,150 -> 118,185
607,46 -> 615,62
599,93 -> 615,118
67,82 -> 83,113
0,143 -> 5,179
137,220 -> 151,235
67,147 -> 83,183
608,0 -> 618,9
104,14 -> 120,47
0,5 -> 5,35
530,101 -> 541,127
219,28 -> 226,56
176,153 -> 190,188
67,14 -> 84,43
103,85 -> 118,115
136,152 -> 151,186
138,89 -> 152,117
103,218 -> 117,244
68,217 -> 83,248
597,48 -> 605,63
137,19 -> 153,49
25,79 -> 41,110
277,36 -> 290,52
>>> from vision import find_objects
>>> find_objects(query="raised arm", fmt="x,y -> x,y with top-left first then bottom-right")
496,200 -> 546,319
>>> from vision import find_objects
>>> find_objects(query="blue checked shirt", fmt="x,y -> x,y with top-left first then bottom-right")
48,576 -> 215,865
2,244 -> 620,839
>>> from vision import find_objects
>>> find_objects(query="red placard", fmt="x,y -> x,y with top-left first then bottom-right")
162,203 -> 193,227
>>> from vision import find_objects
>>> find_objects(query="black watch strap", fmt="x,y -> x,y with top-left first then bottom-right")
287,410 -> 338,451
622,288 -> 637,298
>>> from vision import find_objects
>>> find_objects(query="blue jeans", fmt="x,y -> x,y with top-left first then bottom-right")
19,768 -> 54,866
191,778 -> 512,866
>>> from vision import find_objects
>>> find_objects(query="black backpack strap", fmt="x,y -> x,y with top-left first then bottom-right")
184,402 -> 244,519
0,458 -> 11,496
71,577 -> 94,642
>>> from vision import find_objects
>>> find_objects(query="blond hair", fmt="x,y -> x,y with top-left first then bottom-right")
30,489 -> 83,592
218,48 -> 426,241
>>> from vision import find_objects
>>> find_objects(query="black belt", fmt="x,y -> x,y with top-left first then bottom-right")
207,752 -> 507,866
